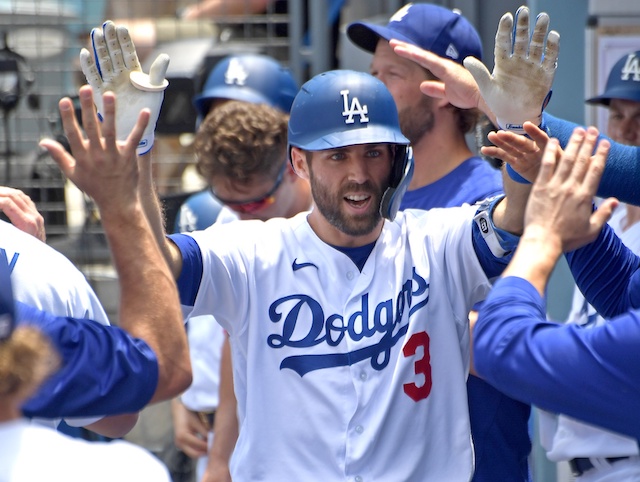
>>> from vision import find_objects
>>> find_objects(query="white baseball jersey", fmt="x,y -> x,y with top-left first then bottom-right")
0,220 -> 109,428
181,205 -> 496,481
180,315 -> 226,412
0,419 -> 170,481
539,205 -> 640,474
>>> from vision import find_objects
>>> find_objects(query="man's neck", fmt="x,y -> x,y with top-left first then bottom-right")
408,128 -> 474,190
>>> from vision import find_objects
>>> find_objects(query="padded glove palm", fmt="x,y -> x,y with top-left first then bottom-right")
80,20 -> 169,155
463,6 -> 559,134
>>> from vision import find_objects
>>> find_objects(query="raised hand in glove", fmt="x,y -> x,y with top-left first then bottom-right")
463,6 -> 559,135
80,20 -> 169,155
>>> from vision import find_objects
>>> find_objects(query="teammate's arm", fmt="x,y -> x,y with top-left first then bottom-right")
40,86 -> 192,405
202,336 -> 237,482
472,127 -> 640,438
79,19 -> 185,280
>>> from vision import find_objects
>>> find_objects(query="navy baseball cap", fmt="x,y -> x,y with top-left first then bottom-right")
587,51 -> 640,106
0,257 -> 15,342
347,3 -> 482,64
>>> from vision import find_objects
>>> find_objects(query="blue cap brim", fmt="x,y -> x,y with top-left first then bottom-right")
586,87 -> 640,106
347,21 -> 418,54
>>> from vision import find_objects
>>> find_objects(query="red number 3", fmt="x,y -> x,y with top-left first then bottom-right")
403,331 -> 432,402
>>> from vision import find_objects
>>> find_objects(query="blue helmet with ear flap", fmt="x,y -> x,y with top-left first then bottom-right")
287,69 -> 413,221
174,190 -> 224,233
193,54 -> 299,118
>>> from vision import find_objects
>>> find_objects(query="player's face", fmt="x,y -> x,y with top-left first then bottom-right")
370,39 -> 435,145
607,99 -> 640,146
210,162 -> 292,221
303,144 -> 391,243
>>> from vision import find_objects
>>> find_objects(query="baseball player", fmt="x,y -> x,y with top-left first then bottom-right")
96,64 -> 531,479
0,254 -> 172,481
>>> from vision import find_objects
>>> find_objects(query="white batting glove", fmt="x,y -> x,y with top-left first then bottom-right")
463,6 -> 559,135
80,20 -> 169,155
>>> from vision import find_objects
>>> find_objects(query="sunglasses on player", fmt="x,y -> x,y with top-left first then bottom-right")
210,162 -> 287,215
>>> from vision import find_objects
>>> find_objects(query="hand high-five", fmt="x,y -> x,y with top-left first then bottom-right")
39,86 -> 150,218
80,20 -> 169,155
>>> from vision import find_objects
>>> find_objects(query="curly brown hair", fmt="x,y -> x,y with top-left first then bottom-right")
195,100 -> 289,183
0,326 -> 60,398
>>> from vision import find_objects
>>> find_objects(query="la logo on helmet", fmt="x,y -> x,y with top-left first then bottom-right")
621,53 -> 640,82
225,58 -> 249,86
341,90 -> 369,124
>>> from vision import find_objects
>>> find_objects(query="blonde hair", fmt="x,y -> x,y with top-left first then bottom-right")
0,326 -> 60,398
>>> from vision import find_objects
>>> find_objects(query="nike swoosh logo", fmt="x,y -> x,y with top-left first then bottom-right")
292,258 -> 318,271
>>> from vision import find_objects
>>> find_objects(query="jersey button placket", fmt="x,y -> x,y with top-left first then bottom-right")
354,476 -> 363,482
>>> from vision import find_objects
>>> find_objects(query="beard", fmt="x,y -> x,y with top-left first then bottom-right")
309,173 -> 386,237
398,95 -> 435,145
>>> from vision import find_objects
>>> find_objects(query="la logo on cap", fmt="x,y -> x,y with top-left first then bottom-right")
390,3 -> 411,23
621,53 -> 640,82
225,58 -> 249,86
341,90 -> 369,125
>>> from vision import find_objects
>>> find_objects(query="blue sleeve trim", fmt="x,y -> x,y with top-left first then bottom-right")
168,233 -> 203,307
18,302 -> 159,418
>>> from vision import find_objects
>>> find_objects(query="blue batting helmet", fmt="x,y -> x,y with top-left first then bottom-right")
587,51 -> 640,106
193,54 -> 299,118
174,190 -> 225,233
288,70 -> 413,221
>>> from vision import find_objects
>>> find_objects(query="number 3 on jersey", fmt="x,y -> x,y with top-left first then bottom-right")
403,331 -> 432,402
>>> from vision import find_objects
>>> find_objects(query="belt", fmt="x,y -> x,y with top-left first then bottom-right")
190,410 -> 216,432
569,456 -> 631,477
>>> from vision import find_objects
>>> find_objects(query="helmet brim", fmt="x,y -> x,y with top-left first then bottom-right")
291,124 -> 409,151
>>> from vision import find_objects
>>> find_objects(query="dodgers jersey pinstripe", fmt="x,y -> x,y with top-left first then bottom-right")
170,205 -> 510,481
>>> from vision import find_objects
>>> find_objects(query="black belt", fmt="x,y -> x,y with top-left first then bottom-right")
190,410 -> 216,432
569,456 -> 630,477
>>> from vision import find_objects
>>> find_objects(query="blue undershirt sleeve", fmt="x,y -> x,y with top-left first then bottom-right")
168,233 -> 203,307
565,221 -> 640,317
19,303 -> 159,418
474,276 -> 640,440
544,113 -> 640,205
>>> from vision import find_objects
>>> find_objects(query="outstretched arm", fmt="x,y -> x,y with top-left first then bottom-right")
80,20 -> 184,279
471,128 -> 640,439
40,86 -> 191,404
202,336 -> 237,482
